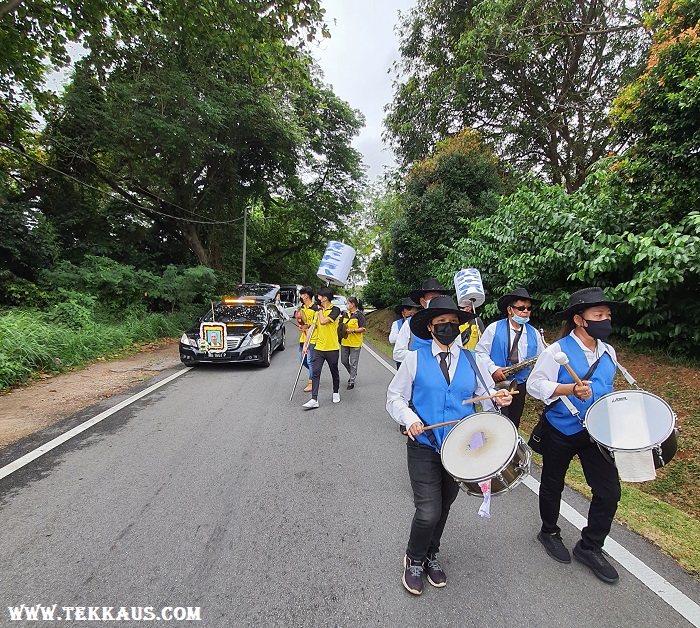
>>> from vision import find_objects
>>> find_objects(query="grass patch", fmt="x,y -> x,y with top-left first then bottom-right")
367,310 -> 700,579
0,308 -> 194,391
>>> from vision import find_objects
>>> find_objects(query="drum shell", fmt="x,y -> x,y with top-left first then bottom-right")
599,429 -> 678,469
440,412 -> 531,497
456,439 -> 531,496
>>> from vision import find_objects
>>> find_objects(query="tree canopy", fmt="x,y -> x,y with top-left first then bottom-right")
385,0 -> 653,191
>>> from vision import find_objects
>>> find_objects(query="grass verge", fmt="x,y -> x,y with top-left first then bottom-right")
0,308 -> 193,391
366,309 -> 700,580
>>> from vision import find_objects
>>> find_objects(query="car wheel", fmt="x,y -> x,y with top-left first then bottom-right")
261,340 -> 272,367
278,329 -> 286,351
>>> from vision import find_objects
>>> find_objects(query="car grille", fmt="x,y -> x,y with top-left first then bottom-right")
227,336 -> 243,350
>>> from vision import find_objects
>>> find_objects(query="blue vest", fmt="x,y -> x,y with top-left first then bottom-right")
490,318 -> 538,384
412,346 -> 478,452
544,335 -> 616,435
405,315 -> 432,352
397,319 -> 405,331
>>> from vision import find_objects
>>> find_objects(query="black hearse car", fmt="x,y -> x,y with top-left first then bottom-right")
179,297 -> 286,367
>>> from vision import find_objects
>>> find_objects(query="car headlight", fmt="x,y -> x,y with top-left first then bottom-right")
180,333 -> 198,347
250,333 -> 264,346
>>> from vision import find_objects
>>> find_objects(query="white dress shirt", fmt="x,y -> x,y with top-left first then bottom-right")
526,331 -> 617,405
386,340 -> 497,429
475,319 -> 545,375
392,316 -> 415,363
389,319 -> 402,345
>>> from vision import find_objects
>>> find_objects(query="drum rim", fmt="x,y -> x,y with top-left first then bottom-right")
440,411 -> 519,482
583,389 -> 676,452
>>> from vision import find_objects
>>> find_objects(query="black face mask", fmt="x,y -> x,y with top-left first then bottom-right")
583,318 -> 612,340
431,322 -> 461,346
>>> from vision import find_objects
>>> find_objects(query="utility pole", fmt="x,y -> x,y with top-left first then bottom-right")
241,204 -> 247,284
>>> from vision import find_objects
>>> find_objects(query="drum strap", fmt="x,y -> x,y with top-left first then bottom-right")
461,349 -> 497,411
544,357 -> 603,418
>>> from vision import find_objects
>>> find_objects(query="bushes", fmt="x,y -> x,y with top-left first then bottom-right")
0,309 -> 189,391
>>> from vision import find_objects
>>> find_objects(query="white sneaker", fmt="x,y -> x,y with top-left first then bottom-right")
332,393 -> 341,404
302,399 -> 319,409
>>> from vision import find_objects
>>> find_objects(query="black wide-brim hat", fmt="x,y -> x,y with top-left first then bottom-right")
394,297 -> 421,317
408,278 -> 455,304
497,287 -> 540,314
554,287 -> 621,319
410,295 -> 475,340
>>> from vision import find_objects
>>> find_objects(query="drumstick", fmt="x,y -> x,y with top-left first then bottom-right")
553,351 -> 585,387
460,390 -> 519,405
424,394 -> 518,430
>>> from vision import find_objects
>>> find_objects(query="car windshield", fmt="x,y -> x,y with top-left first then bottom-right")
208,305 -> 266,323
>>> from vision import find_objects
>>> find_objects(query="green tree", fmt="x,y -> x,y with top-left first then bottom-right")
390,129 -> 506,288
386,0 -> 652,191
609,0 -> 700,227
37,1 -> 363,275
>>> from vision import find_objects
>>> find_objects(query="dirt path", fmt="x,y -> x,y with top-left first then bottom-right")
0,339 -> 182,449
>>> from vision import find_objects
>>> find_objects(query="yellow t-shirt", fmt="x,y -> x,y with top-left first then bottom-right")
314,306 -> 340,352
460,321 -> 480,351
298,304 -> 319,345
341,312 -> 364,348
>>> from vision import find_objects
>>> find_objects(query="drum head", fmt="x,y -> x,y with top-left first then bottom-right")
441,412 -> 518,482
584,390 -> 675,451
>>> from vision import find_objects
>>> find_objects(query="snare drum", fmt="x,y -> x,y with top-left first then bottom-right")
440,412 -> 531,496
584,390 -> 678,469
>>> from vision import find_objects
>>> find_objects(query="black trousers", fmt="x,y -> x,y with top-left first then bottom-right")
501,381 -> 527,428
310,349 -> 340,399
406,440 -> 460,562
539,418 -> 621,550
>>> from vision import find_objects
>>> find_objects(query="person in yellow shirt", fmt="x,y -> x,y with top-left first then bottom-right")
297,286 -> 319,392
459,302 -> 485,351
340,296 -> 366,390
302,286 -> 341,409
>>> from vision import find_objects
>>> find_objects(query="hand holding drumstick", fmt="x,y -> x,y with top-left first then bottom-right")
553,351 -> 592,401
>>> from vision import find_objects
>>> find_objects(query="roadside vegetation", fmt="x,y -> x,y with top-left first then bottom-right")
365,309 -> 700,580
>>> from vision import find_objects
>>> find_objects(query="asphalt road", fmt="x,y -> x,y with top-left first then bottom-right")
1,321 -> 699,627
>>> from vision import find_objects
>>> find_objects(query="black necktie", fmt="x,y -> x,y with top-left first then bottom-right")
439,352 -> 450,385
508,327 -> 523,365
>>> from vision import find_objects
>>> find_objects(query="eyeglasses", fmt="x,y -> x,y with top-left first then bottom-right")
511,305 -> 533,312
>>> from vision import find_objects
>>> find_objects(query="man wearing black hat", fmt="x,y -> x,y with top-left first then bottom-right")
389,297 -> 420,368
392,279 -> 455,366
527,287 -> 622,584
386,296 -> 512,596
475,287 -> 544,429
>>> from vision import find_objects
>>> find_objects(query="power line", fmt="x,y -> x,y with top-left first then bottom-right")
0,141 -> 242,226
44,133 -> 227,224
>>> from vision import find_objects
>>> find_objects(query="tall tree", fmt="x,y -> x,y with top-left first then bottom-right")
38,1 -> 364,271
385,0 -> 653,191
608,0 -> 700,227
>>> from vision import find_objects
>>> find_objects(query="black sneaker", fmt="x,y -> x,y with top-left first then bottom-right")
537,531 -> 571,564
347,383 -> 354,390
573,541 -> 619,584
402,555 -> 424,595
423,552 -> 447,588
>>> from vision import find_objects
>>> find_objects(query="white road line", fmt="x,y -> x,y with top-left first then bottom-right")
522,476 -> 700,626
361,342 -> 396,374
0,367 -> 191,482
363,342 -> 700,627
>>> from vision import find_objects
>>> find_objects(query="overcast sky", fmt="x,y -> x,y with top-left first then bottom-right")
312,0 -> 416,181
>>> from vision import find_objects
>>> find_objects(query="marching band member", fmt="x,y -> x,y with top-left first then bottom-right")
389,298 -> 420,368
475,287 -> 544,428
302,286 -> 341,408
386,296 -> 512,596
340,296 -> 366,390
527,287 -> 621,584
297,287 -> 319,392
392,279 -> 455,367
